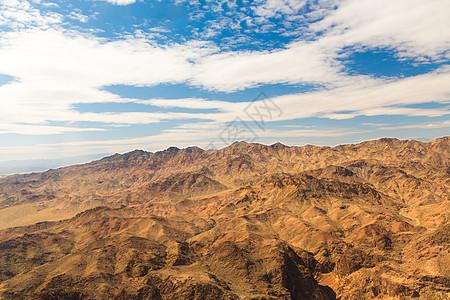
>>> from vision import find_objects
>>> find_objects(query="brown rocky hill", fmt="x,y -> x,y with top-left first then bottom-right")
0,137 -> 449,299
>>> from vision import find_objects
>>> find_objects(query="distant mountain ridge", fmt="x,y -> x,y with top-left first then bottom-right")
0,137 -> 448,299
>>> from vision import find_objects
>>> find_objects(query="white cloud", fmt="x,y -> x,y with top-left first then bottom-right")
142,66 -> 450,123
140,98 -> 237,111
0,29 -> 202,88
379,120 -> 450,130
0,123 -> 105,135
0,0 -> 62,29
190,41 -> 358,91
313,0 -> 450,60
274,66 -> 450,120
253,0 -> 307,18
68,10 -> 89,23
103,0 -> 136,5
0,29 -> 217,133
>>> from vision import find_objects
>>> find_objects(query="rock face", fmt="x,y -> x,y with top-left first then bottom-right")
0,137 -> 449,299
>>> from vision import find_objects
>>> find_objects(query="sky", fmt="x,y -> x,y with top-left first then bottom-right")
0,0 -> 449,165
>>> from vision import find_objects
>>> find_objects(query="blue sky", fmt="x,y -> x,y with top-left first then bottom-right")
0,0 -> 449,163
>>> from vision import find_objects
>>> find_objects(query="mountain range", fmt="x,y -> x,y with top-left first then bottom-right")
0,137 -> 449,299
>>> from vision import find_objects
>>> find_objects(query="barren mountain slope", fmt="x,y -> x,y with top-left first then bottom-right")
0,137 -> 448,299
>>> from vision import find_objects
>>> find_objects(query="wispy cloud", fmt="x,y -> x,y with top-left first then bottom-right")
379,120 -> 450,130
67,10 -> 89,23
253,0 -> 307,18
0,123 -> 106,135
102,0 -> 136,5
